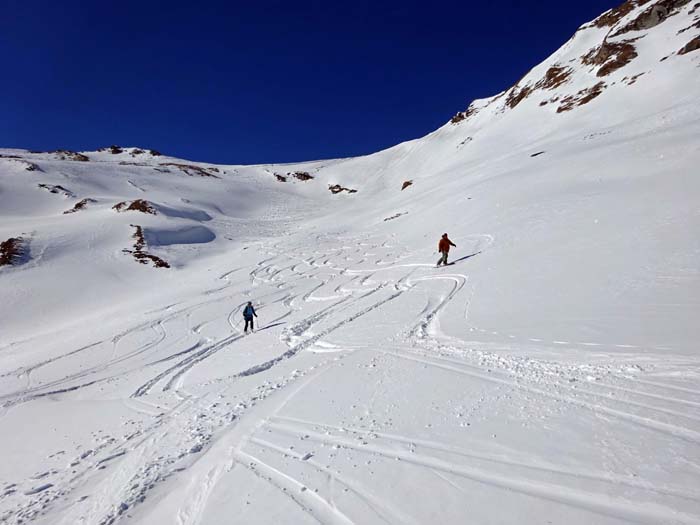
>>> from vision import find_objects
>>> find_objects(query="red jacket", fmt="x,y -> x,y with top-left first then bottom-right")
438,237 -> 456,252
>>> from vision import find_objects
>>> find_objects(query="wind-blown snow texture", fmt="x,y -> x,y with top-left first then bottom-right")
1,2 -> 699,523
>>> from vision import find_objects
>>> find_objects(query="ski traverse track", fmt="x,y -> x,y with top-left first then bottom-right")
2,233 -> 699,525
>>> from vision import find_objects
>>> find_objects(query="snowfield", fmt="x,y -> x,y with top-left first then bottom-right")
2,1 -> 700,523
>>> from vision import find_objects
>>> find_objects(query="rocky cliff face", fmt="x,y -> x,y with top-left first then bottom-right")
450,0 -> 700,122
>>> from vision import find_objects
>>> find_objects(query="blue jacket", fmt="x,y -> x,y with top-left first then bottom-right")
243,305 -> 257,319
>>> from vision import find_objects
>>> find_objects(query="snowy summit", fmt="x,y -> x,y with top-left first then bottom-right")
1,1 -> 700,524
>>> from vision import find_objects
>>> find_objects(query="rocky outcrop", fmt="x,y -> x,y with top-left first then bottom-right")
535,66 -> 573,90
64,198 -> 98,214
290,171 -> 314,181
582,40 -> 639,77
0,237 -> 26,266
678,35 -> 700,53
113,199 -> 157,214
613,0 -> 692,35
593,0 -> 651,28
52,150 -> 89,162
159,163 -> 220,178
38,184 -> 75,197
557,82 -> 607,113
328,184 -> 357,194
401,180 -> 413,190
123,225 -> 170,268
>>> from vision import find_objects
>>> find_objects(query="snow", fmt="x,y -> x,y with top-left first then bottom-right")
1,2 -> 700,524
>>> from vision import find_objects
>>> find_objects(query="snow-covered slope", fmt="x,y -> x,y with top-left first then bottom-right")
1,1 -> 699,523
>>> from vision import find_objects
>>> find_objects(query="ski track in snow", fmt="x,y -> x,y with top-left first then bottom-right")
1,232 -> 698,525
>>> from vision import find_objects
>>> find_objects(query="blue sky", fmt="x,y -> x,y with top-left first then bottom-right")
2,1 -> 615,164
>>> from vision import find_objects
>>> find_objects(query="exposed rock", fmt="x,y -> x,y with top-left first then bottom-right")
64,198 -> 98,214
274,174 -> 287,182
531,151 -> 546,157
534,66 -> 573,90
678,35 -> 700,53
594,0 -> 639,27
158,163 -> 220,178
38,184 -> 75,197
113,199 -> 157,214
0,237 -> 25,266
623,72 -> 646,84
613,0 -> 692,35
557,82 -> 607,112
149,149 -> 162,156
384,212 -> 407,222
505,85 -> 533,109
52,150 -> 89,162
401,180 -> 413,191
123,225 -> 170,268
450,105 -> 479,124
677,19 -> 700,33
582,40 -> 639,77
593,0 -> 653,28
328,184 -> 357,194
290,171 -> 314,181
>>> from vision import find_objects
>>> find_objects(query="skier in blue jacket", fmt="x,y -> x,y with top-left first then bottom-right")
243,301 -> 258,333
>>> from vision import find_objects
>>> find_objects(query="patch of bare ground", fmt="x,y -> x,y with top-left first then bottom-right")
623,72 -> 646,84
123,225 -> 170,268
593,0 -> 653,27
384,212 -> 407,222
534,66 -> 574,89
158,163 -> 220,178
401,180 -> 413,190
678,19 -> 700,33
505,84 -> 533,109
450,104 -> 479,124
52,150 -> 89,162
557,82 -> 607,113
290,171 -> 313,181
274,173 -> 287,182
0,237 -> 25,266
678,35 -> 700,53
64,198 -> 97,214
38,184 -> 75,197
539,96 -> 561,107
613,0 -> 693,35
113,199 -> 157,214
582,39 -> 639,76
328,184 -> 357,194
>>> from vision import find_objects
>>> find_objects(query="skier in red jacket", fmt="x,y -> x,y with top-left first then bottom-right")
437,233 -> 457,267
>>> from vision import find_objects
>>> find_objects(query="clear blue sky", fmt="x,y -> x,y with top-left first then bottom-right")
2,0 -> 615,164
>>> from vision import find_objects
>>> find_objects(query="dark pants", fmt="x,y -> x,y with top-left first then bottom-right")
244,317 -> 254,331
437,251 -> 449,266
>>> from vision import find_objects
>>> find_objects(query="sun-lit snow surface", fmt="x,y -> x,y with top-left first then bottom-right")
2,2 -> 700,524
